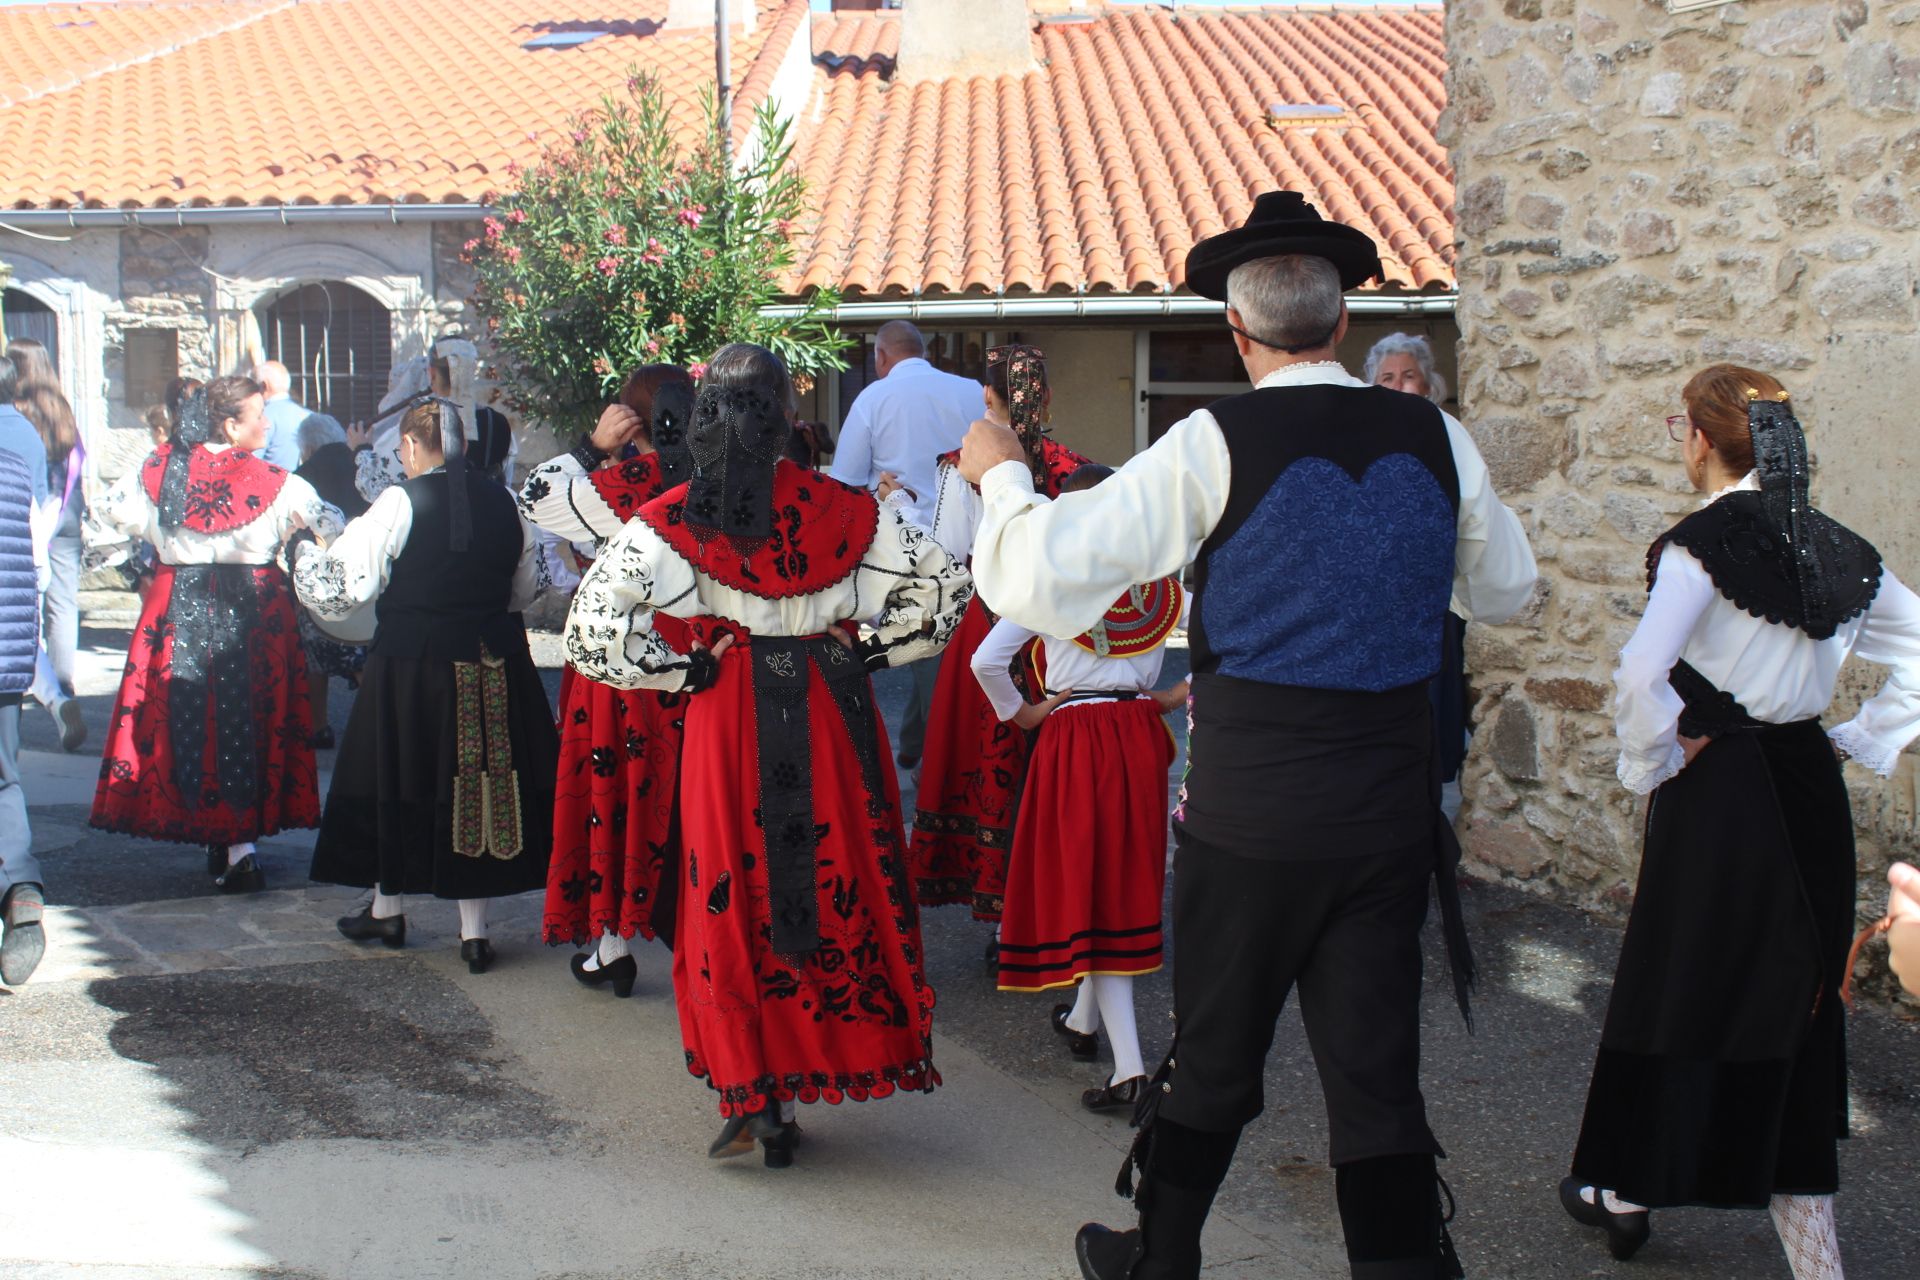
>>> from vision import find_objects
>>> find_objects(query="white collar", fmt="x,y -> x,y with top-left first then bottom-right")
1253,361 -> 1363,390
886,357 -> 933,377
1701,470 -> 1759,506
203,442 -> 232,455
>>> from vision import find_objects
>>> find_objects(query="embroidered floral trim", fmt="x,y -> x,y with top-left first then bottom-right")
1829,721 -> 1901,778
140,445 -> 289,534
1617,739 -> 1686,796
637,462 -> 879,600
689,1051 -> 943,1119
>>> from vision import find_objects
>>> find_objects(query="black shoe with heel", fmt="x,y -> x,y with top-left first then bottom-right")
462,938 -> 493,974
1082,1075 -> 1143,1114
1558,1176 -> 1650,1261
570,952 -> 637,998
336,907 -> 406,948
709,1103 -> 785,1161
214,855 -> 264,895
205,844 -> 227,877
1052,1003 -> 1099,1061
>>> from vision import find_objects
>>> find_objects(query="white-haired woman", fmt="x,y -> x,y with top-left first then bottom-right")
1363,331 -> 1449,405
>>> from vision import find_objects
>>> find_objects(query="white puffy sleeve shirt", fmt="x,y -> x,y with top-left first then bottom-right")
516,451 -> 630,546
291,481 -> 543,621
97,444 -> 345,565
1613,473 -> 1920,793
970,616 -> 1176,723
563,503 -> 974,692
968,364 -> 1538,638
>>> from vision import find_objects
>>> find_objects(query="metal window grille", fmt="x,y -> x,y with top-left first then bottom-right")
260,282 -> 392,423
2,288 -> 59,371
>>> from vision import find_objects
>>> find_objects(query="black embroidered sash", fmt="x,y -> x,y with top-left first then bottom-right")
167,563 -> 262,810
752,634 -> 892,958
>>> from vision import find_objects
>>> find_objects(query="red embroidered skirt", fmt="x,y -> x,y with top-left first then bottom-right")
91,563 -> 319,844
908,596 -> 1034,920
996,699 -> 1176,993
672,624 -> 939,1118
541,618 -> 689,946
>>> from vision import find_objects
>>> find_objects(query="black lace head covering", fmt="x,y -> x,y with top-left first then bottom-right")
650,378 -> 696,489
1747,390 -> 1868,638
157,388 -> 214,531
683,343 -> 794,550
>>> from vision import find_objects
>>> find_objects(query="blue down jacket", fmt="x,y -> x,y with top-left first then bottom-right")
0,446 -> 39,696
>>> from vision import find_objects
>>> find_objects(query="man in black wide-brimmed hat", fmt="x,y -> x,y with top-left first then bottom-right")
958,191 -> 1538,1278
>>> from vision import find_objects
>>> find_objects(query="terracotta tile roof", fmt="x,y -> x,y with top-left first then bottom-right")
0,0 -> 809,209
793,6 -> 1453,296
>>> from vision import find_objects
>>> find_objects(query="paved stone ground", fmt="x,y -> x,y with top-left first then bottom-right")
1,625 -> 1916,1279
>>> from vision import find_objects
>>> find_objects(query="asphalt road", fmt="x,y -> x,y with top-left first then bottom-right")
2,627 -> 1916,1279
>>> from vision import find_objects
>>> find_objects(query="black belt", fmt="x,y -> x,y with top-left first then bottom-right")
1053,690 -> 1143,705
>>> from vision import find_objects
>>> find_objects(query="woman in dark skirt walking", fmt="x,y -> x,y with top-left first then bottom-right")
1562,365 -> 1920,1278
293,398 -> 556,973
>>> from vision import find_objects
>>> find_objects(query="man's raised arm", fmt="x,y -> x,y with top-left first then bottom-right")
961,412 -> 1232,638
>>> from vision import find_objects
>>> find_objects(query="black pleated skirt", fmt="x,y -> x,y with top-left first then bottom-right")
1570,717 -> 1853,1208
310,648 -> 558,900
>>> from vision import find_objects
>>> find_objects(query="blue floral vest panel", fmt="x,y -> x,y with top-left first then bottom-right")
1190,384 -> 1461,693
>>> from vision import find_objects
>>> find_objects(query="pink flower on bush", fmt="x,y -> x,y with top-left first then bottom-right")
677,207 -> 703,228
483,216 -> 505,241
502,245 -> 522,264
506,208 -> 527,225
603,224 -> 628,246
700,248 -> 715,259
592,357 -> 611,375
645,339 -> 660,354
688,362 -> 708,381
596,255 -> 620,278
463,238 -> 480,253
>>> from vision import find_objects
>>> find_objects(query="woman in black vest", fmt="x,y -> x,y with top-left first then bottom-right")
293,399 -> 556,973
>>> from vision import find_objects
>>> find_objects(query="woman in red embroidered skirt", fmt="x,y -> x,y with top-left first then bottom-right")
90,377 -> 344,892
910,345 -> 1088,941
565,344 -> 971,1167
517,366 -> 697,995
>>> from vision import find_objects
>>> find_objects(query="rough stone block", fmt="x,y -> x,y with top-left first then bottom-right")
1508,53 -> 1555,111
1833,135 -> 1887,180
1465,624 -> 1526,672
1639,72 -> 1686,118
1537,349 -> 1595,398
1845,41 -> 1920,118
1620,211 -> 1677,257
1525,675 -> 1609,712
1741,6 -> 1831,57
1501,288 -> 1544,317
1518,251 -> 1618,278
1459,175 -> 1510,237
1698,336 -> 1817,370
1812,264 -> 1917,324
1466,818 -> 1553,879
1603,491 -> 1668,544
1691,65 -> 1748,112
1538,490 -> 1601,538
1481,112 -> 1584,157
1489,699 -> 1542,781
1853,191 -> 1918,230
1775,177 -> 1840,228
1486,237 -> 1563,256
1468,415 -> 1563,490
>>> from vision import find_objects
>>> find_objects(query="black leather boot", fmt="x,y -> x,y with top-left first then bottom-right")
1338,1153 -> 1466,1279
1075,1119 -> 1238,1280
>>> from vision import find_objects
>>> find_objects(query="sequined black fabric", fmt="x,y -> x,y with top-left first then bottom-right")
650,379 -> 696,490
157,392 -> 214,531
167,563 -> 262,809
684,385 -> 788,550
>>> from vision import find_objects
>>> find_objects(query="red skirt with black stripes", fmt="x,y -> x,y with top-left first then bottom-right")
996,698 -> 1177,993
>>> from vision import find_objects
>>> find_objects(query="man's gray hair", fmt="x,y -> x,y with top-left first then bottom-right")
254,360 -> 292,396
1362,332 -> 1450,405
874,320 -> 927,360
1225,254 -> 1344,353
296,412 -> 346,461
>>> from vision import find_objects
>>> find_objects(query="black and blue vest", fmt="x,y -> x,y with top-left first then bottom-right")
1181,383 -> 1461,860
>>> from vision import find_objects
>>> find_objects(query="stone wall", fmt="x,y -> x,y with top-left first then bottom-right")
97,227 -> 219,477
1442,0 -> 1920,963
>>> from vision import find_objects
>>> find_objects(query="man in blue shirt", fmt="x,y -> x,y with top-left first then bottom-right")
254,360 -> 308,470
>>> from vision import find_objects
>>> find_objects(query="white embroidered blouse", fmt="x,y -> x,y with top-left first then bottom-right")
96,444 -> 345,564
563,503 -> 974,692
1613,472 -> 1920,793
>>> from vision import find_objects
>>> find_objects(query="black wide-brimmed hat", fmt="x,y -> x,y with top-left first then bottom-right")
1185,190 -> 1382,299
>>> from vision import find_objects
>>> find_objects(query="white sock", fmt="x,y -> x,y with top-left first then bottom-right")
371,890 -> 406,919
1090,974 -> 1146,1084
581,930 -> 628,971
779,1098 -> 796,1124
1577,1186 -> 1647,1214
457,899 -> 489,942
1065,977 -> 1100,1035
226,841 -> 255,868
1771,1194 -> 1844,1280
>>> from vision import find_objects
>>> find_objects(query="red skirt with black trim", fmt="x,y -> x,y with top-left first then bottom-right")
908,596 -> 1035,920
541,616 -> 691,946
671,620 -> 939,1118
91,563 -> 319,844
996,699 -> 1176,993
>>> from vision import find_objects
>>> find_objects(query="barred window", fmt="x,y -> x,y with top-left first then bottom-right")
260,282 -> 392,423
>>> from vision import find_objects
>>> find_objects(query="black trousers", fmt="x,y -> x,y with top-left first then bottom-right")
1156,830 -> 1442,1166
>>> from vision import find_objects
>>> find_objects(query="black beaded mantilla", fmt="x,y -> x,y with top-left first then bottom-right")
167,563 -> 264,809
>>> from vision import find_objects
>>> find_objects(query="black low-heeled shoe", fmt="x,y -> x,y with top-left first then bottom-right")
336,907 -> 406,948
461,938 -> 494,974
709,1105 -> 784,1160
213,855 -> 265,895
1558,1176 -> 1651,1261
570,952 -> 638,998
1074,1224 -> 1143,1280
1051,1004 -> 1099,1061
206,844 -> 227,877
761,1121 -> 799,1169
1081,1075 -> 1143,1114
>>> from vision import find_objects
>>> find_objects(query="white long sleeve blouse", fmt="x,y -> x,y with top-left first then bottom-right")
1613,473 -> 1920,793
968,364 -> 1538,639
563,501 -> 974,692
97,444 -> 344,564
516,451 -> 630,546
291,479 -> 544,622
970,615 -> 1176,722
